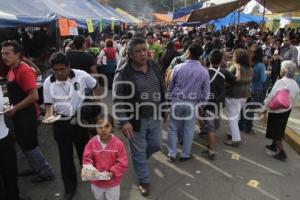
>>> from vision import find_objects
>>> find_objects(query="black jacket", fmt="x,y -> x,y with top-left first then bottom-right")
113,59 -> 166,131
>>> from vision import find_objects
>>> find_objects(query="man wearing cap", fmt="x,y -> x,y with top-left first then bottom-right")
161,32 -> 170,51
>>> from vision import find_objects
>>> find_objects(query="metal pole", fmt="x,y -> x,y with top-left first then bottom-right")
173,0 -> 175,12
262,0 -> 266,32
237,9 -> 240,36
236,1 -> 241,37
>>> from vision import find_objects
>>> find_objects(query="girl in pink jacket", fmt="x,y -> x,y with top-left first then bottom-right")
82,114 -> 128,200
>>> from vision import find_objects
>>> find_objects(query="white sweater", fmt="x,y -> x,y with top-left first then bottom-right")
264,77 -> 299,113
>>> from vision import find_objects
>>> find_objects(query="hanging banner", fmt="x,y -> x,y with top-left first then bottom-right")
86,18 -> 94,33
99,18 -> 104,32
111,18 -> 115,33
68,20 -> 78,36
58,18 -> 69,36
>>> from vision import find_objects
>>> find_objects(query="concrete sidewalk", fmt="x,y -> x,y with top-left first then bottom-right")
285,102 -> 300,154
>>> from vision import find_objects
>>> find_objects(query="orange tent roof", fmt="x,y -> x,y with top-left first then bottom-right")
152,13 -> 172,23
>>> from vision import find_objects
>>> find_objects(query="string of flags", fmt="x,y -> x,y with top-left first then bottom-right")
58,17 -> 129,36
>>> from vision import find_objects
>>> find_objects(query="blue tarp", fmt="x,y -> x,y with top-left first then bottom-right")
0,0 -> 126,28
179,12 -> 264,29
173,2 -> 203,20
0,0 -> 56,27
41,0 -> 123,28
214,12 -> 264,30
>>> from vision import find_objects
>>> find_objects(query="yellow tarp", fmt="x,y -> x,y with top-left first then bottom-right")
152,13 -> 172,23
115,8 -> 143,26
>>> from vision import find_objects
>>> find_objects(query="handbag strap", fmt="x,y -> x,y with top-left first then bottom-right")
209,67 -> 225,83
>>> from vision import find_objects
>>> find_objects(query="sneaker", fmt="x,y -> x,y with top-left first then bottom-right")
31,174 -> 55,183
202,150 -> 215,161
273,151 -> 287,161
179,155 -> 193,162
138,183 -> 150,197
223,140 -> 240,147
168,156 -> 176,162
265,144 -> 278,156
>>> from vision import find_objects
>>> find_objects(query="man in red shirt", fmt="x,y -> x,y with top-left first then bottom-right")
1,40 -> 54,183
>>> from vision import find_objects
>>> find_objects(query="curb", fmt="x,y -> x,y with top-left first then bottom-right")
285,127 -> 300,154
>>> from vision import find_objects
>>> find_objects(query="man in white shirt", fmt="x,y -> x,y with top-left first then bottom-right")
43,52 -> 101,200
0,86 -> 31,200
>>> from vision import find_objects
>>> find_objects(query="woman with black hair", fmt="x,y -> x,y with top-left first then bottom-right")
201,41 -> 214,68
159,41 -> 180,75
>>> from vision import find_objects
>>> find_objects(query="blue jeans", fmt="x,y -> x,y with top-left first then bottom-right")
128,118 -> 162,184
168,101 -> 197,158
22,147 -> 54,178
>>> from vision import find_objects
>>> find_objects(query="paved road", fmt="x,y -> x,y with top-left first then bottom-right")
18,93 -> 300,200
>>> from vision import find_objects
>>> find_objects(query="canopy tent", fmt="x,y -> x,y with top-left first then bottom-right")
115,8 -> 144,26
93,1 -> 132,24
179,12 -> 264,28
42,0 -> 123,28
187,0 -> 249,23
213,12 -> 264,30
0,14 -> 56,28
152,13 -> 172,23
103,5 -> 132,23
255,0 -> 300,13
0,0 -> 56,27
0,0 -> 127,28
172,2 -> 203,20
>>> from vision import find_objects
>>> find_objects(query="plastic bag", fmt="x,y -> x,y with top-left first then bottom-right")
81,164 -> 111,181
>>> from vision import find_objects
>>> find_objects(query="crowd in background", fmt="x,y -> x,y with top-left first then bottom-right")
1,23 -> 300,200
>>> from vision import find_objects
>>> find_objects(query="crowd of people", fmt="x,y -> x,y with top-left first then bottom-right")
0,23 -> 300,200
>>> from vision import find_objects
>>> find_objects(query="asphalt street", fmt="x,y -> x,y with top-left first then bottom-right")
18,92 -> 300,200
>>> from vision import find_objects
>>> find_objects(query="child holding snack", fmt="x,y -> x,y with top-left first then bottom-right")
82,114 -> 128,200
